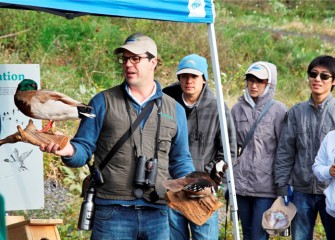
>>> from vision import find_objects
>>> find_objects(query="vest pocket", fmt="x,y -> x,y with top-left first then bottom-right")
160,118 -> 177,139
158,137 -> 172,157
158,117 -> 176,157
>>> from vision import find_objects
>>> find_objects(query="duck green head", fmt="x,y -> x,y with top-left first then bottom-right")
17,79 -> 38,91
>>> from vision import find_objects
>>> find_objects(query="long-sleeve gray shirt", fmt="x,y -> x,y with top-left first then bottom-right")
275,94 -> 335,195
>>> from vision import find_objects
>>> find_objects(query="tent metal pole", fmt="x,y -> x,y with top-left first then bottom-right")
207,23 -> 240,240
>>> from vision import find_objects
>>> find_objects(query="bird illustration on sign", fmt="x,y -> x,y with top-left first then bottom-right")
3,147 -> 33,172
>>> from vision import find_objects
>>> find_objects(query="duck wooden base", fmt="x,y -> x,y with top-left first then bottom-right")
165,190 -> 223,226
6,218 -> 63,240
0,119 -> 68,150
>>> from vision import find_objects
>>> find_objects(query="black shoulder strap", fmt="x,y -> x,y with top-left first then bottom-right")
239,100 -> 275,156
98,100 -> 155,171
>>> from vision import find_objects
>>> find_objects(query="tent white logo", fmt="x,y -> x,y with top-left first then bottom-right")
188,0 -> 206,18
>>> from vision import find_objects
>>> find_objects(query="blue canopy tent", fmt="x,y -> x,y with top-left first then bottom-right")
0,0 -> 214,22
0,1 -> 240,238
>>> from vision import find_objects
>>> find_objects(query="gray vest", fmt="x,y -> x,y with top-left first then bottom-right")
94,85 -> 177,204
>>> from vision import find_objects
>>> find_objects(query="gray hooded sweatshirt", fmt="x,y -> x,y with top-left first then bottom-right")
231,61 -> 287,198
163,82 -> 237,171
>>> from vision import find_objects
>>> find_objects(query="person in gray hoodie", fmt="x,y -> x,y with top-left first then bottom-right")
231,61 -> 287,240
163,54 -> 237,240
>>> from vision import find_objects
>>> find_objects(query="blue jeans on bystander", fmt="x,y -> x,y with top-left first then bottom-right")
291,190 -> 335,240
237,195 -> 275,240
169,208 -> 219,240
91,204 -> 169,240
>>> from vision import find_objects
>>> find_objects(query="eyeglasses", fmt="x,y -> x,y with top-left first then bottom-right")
308,71 -> 333,81
117,56 -> 149,64
246,78 -> 268,86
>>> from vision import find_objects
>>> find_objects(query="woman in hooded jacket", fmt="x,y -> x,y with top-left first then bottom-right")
231,61 -> 287,240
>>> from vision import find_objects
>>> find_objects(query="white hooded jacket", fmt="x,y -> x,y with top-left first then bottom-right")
313,130 -> 335,217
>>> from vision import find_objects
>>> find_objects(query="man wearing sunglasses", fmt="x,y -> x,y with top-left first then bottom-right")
40,33 -> 195,239
275,55 -> 335,240
231,61 -> 287,240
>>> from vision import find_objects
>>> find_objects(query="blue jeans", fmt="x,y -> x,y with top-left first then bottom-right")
236,195 -> 275,240
91,204 -> 169,240
169,208 -> 219,240
291,190 -> 335,240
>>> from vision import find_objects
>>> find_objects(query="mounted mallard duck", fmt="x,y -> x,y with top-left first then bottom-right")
14,79 -> 95,132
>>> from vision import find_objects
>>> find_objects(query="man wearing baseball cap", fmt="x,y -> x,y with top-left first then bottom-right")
163,54 -> 237,240
40,33 -> 195,239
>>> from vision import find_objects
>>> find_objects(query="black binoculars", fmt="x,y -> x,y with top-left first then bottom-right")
134,156 -> 158,188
